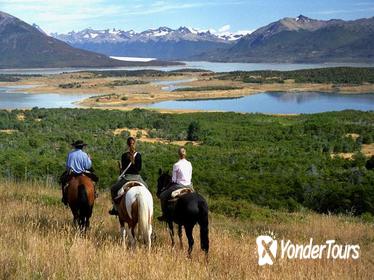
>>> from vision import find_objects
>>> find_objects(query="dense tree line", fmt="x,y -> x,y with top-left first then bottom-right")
0,108 -> 373,218
218,67 -> 374,84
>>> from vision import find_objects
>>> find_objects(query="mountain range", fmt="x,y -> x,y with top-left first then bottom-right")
1,10 -> 374,68
0,11 -> 177,68
53,15 -> 374,63
198,15 -> 374,63
51,27 -> 249,60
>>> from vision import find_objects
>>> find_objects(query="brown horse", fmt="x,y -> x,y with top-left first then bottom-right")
66,174 -> 95,230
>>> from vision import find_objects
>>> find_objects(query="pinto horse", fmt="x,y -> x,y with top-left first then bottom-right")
156,170 -> 209,256
117,183 -> 153,250
66,174 -> 95,230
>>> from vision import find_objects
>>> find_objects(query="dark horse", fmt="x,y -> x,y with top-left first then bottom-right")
156,170 -> 209,256
66,174 -> 95,230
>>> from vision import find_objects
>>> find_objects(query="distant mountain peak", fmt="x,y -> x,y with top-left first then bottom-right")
52,25 -> 249,45
0,10 -> 142,68
296,14 -> 312,22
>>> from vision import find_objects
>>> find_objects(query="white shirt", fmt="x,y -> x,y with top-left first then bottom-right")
172,158 -> 192,186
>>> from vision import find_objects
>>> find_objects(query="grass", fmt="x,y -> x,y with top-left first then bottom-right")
0,180 -> 373,279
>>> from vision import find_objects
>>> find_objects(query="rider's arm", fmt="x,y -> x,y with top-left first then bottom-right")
135,153 -> 142,172
172,163 -> 178,183
121,153 -> 128,172
65,152 -> 71,170
83,153 -> 92,170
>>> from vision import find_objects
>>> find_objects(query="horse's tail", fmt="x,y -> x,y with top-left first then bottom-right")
198,198 -> 209,253
78,184 -> 92,219
136,192 -> 150,245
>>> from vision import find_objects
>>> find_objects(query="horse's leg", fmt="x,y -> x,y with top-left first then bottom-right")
85,218 -> 90,230
185,224 -> 195,257
120,221 -> 127,249
168,221 -> 175,248
147,224 -> 152,252
178,225 -> 183,249
71,208 -> 79,228
85,205 -> 93,231
126,224 -> 136,249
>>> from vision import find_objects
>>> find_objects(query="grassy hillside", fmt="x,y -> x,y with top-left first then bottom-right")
0,108 -> 373,218
0,181 -> 373,279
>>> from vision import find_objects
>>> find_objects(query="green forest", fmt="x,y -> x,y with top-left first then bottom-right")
218,67 -> 374,84
0,108 -> 373,219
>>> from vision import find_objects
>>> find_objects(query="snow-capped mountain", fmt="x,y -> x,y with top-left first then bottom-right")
52,26 -> 249,44
198,15 -> 374,63
51,26 -> 251,60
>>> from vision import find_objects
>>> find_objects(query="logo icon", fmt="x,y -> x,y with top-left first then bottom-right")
256,235 -> 278,266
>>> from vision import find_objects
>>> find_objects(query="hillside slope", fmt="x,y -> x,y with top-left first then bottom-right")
197,15 -> 374,63
0,11 -> 177,68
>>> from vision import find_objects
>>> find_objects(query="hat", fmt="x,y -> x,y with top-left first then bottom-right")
71,140 -> 87,148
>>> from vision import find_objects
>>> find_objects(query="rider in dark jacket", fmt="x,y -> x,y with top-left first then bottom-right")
109,137 -> 148,215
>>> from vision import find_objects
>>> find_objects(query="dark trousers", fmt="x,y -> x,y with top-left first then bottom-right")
159,184 -> 192,216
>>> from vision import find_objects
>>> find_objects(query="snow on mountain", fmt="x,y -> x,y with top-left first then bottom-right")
52,26 -> 251,44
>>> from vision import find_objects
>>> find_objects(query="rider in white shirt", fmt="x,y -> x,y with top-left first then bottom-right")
158,147 -> 193,221
172,152 -> 192,186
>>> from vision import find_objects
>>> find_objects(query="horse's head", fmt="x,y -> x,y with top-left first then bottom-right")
156,168 -> 172,198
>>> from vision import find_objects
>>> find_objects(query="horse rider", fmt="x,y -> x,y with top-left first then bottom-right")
60,140 -> 99,205
158,146 -> 193,221
109,136 -> 148,216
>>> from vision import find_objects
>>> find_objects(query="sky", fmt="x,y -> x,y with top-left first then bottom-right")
0,0 -> 374,34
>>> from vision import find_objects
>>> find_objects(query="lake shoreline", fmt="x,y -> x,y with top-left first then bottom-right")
1,67 -> 374,113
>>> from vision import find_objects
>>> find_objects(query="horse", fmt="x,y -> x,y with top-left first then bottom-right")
156,169 -> 209,256
117,183 -> 153,250
66,174 -> 95,231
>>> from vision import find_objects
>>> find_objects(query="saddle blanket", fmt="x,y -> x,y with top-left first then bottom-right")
115,181 -> 145,200
170,187 -> 194,199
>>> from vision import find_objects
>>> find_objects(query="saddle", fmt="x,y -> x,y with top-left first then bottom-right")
169,187 -> 194,202
114,181 -> 145,202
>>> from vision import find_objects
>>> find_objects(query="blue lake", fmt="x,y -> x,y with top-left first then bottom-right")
141,92 -> 374,114
0,86 -> 90,109
0,61 -> 373,74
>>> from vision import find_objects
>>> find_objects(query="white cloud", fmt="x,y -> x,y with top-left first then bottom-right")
218,24 -> 231,33
0,0 -> 249,33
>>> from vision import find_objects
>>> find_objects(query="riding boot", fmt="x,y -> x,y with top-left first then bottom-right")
108,202 -> 119,216
157,199 -> 168,222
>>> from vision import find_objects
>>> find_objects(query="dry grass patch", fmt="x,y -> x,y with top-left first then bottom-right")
0,129 -> 17,134
112,127 -> 200,146
345,133 -> 360,141
0,181 -> 373,279
16,113 -> 25,121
